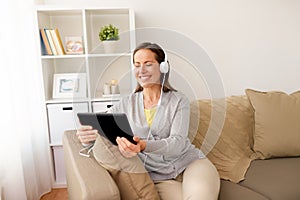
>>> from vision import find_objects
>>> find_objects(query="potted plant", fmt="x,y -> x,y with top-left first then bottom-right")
99,24 -> 119,53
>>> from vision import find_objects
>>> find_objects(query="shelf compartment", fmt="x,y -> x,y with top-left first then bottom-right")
41,57 -> 87,101
37,9 -> 84,56
52,146 -> 66,185
88,55 -> 132,99
85,9 -> 131,54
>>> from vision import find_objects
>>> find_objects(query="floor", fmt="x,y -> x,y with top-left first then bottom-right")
40,188 -> 68,200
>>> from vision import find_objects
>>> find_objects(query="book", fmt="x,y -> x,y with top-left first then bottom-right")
65,36 -> 84,54
54,28 -> 66,55
39,30 -> 47,55
50,29 -> 65,55
39,28 -> 53,55
45,29 -> 58,55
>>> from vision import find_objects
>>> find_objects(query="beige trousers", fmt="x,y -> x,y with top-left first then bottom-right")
155,158 -> 220,200
93,136 -> 219,200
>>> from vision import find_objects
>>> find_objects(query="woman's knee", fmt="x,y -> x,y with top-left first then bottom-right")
182,158 -> 220,200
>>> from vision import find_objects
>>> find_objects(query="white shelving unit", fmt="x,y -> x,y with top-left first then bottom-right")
36,7 -> 136,187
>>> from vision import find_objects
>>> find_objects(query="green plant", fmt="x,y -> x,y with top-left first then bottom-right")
99,24 -> 119,41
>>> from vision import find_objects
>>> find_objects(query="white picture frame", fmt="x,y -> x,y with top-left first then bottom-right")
53,73 -> 87,98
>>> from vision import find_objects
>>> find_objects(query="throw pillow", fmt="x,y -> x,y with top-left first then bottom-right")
245,89 -> 300,159
189,96 -> 256,183
92,135 -> 160,200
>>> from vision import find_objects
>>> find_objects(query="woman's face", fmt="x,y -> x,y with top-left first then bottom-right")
133,49 -> 161,88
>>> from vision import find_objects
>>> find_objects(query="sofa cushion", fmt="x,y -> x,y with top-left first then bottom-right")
190,96 -> 255,183
239,157 -> 300,200
245,89 -> 300,159
219,180 -> 268,200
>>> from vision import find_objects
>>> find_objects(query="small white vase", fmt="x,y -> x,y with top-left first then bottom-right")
102,40 -> 118,53
103,83 -> 111,95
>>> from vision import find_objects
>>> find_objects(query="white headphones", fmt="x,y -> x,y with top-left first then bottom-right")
159,49 -> 169,74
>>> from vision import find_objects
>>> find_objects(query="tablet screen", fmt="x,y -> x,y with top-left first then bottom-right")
77,113 -> 136,145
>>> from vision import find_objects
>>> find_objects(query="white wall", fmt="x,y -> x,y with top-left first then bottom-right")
39,0 -> 300,97
133,0 -> 300,96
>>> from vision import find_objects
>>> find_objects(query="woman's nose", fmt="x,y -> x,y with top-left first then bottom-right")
139,64 -> 147,73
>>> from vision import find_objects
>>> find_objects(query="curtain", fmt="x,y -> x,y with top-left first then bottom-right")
0,0 -> 52,199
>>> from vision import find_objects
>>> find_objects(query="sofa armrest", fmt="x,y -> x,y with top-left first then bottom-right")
63,130 -> 120,200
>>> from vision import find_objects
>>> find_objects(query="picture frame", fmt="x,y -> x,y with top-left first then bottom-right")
65,36 -> 84,54
53,73 -> 87,98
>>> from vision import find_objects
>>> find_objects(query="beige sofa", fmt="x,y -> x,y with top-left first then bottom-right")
63,90 -> 300,200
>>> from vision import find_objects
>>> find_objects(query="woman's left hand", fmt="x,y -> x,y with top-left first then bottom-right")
116,136 -> 146,158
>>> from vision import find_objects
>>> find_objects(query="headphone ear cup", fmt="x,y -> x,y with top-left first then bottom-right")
160,62 -> 169,73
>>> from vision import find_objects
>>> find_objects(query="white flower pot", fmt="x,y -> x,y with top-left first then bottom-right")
102,40 -> 118,53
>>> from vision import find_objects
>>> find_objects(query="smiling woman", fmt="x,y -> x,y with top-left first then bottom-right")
76,42 -> 220,199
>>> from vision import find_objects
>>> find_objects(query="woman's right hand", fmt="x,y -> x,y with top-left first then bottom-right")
116,136 -> 146,158
76,125 -> 98,145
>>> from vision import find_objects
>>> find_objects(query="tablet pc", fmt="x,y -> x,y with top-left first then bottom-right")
77,112 -> 136,145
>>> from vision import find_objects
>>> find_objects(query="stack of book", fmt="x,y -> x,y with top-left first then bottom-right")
39,28 -> 65,55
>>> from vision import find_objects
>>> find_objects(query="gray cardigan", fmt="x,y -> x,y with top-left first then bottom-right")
108,91 -> 205,181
